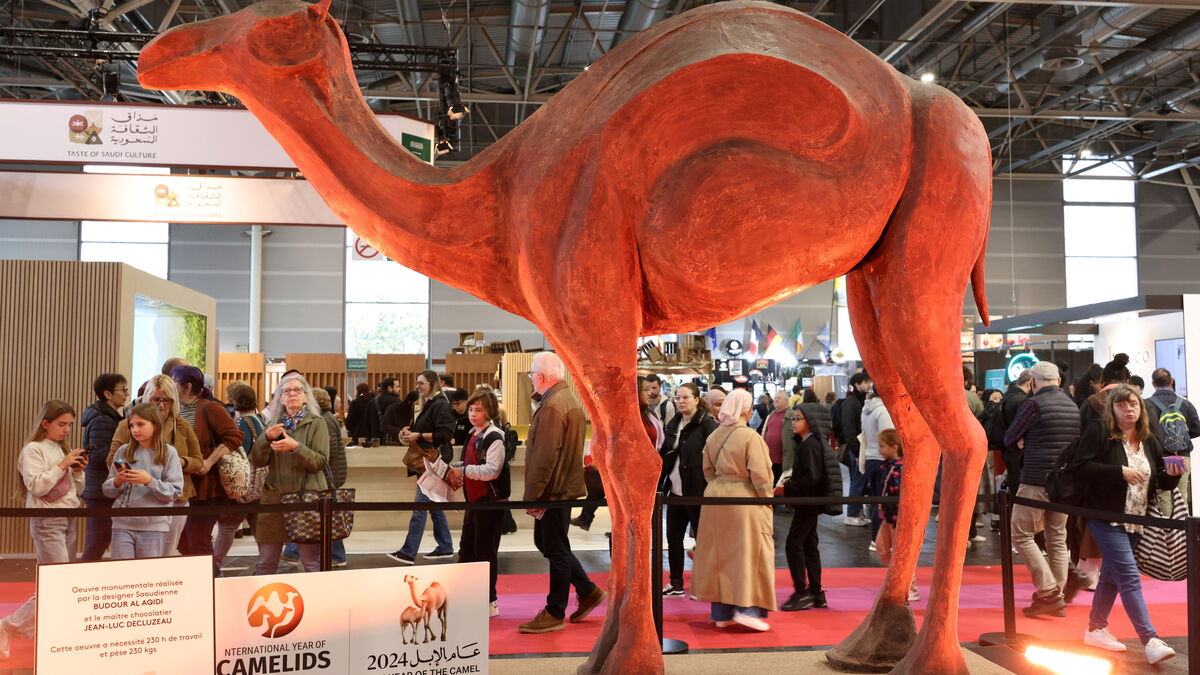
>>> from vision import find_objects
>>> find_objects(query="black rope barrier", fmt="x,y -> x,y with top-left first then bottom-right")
1007,494 -> 1186,531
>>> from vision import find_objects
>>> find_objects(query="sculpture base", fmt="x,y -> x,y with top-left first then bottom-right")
976,632 -> 1037,649
662,638 -> 689,655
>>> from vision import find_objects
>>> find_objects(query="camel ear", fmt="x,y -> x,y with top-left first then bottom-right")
307,0 -> 331,20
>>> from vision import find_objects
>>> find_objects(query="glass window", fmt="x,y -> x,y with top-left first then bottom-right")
80,242 -> 169,278
344,227 -> 429,357
79,219 -> 170,278
1063,177 -> 1135,203
1063,206 -> 1136,257
1064,257 -> 1138,307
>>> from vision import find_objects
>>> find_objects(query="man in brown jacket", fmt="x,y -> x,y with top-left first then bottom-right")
518,352 -> 606,633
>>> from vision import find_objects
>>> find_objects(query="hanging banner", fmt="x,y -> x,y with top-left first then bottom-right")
35,555 -> 214,674
214,564 -> 489,675
0,171 -> 345,225
0,100 -> 434,170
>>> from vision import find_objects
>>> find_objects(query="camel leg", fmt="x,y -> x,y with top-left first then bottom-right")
839,84 -> 990,675
559,349 -> 661,675
826,273 -> 940,672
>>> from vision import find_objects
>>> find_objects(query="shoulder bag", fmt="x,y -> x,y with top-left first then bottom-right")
220,415 -> 268,504
280,460 -> 356,543
1134,487 -> 1188,581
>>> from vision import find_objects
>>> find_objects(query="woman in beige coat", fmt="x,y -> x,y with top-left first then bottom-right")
692,388 -> 777,631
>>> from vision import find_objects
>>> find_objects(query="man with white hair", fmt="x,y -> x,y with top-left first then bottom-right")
1003,360 -> 1081,617
518,352 -> 606,634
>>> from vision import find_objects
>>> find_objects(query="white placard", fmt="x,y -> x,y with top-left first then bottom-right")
214,564 -> 489,675
0,171 -> 344,225
36,555 -> 214,674
0,100 -> 434,170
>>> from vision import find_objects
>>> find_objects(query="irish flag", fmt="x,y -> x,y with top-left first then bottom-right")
790,318 -> 803,354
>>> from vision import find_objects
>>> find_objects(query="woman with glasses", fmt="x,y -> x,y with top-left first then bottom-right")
111,375 -> 204,556
387,370 -> 456,565
251,373 -> 330,574
659,382 -> 718,597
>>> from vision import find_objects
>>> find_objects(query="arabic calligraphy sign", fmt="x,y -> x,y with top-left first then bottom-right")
0,100 -> 435,170
214,564 -> 490,675
0,171 -> 345,226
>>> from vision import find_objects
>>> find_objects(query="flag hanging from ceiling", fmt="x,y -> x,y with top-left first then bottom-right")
705,327 -> 718,350
749,319 -> 763,357
790,318 -> 803,354
764,324 -> 782,354
816,321 -> 831,348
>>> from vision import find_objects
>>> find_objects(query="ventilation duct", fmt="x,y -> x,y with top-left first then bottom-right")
612,0 -> 671,48
505,0 -> 551,69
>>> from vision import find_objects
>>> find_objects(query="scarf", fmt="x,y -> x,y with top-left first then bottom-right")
281,407 -> 307,432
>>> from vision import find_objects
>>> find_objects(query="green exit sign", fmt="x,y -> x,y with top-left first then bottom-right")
401,133 -> 432,163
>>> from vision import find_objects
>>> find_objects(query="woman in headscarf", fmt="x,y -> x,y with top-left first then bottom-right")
251,373 -> 329,574
691,388 -> 777,631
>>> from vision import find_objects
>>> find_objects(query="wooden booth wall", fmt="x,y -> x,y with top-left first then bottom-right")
500,352 -> 585,427
444,353 -> 502,393
0,262 -> 122,553
216,353 -> 266,405
283,354 -> 346,402
366,354 -> 426,395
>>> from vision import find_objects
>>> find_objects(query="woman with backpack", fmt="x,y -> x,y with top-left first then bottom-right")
1072,384 -> 1183,665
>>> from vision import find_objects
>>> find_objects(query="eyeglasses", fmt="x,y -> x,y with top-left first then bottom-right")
114,386 -> 130,393
150,398 -> 173,405
281,387 -> 305,395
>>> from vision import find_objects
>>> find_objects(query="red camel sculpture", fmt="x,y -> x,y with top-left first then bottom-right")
138,1 -> 991,672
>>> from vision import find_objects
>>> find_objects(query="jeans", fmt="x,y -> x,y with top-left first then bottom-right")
214,512 -> 243,566
162,501 -> 187,556
845,446 -> 865,518
665,503 -> 701,588
81,497 -> 114,561
3,518 -> 76,638
862,459 -> 884,536
1087,520 -> 1159,645
785,511 -> 821,593
710,603 -> 767,621
181,496 -> 225,574
399,484 -> 453,557
283,539 -> 346,564
533,507 -> 598,619
110,529 -> 165,560
256,541 -> 320,575
459,507 -> 504,602
1011,484 -> 1069,594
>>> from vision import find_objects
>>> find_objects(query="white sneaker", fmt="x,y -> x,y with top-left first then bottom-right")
907,587 -> 920,603
489,601 -> 499,618
1144,637 -> 1175,664
731,611 -> 770,632
844,516 -> 869,527
970,535 -> 986,543
867,541 -> 877,552
713,620 -> 733,628
1083,628 -> 1127,652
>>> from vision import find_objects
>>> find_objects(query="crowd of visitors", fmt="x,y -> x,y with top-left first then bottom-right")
4,349 -> 1196,662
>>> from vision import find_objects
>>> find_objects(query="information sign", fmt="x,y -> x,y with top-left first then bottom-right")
35,555 -> 214,674
214,563 -> 489,675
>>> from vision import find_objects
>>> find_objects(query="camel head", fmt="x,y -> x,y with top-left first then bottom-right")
138,0 -> 346,101
403,574 -> 416,583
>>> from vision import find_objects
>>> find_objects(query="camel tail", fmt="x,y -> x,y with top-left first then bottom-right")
971,245 -> 989,326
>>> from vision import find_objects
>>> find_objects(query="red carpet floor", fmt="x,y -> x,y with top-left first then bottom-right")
0,565 -> 1188,667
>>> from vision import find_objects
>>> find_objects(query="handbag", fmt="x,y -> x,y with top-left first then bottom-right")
1134,488 -> 1188,581
280,461 -> 355,543
220,415 -> 267,503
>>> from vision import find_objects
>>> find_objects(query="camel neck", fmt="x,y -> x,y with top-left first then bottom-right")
234,69 -> 527,317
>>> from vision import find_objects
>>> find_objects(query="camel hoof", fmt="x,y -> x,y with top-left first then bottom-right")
825,602 -> 916,673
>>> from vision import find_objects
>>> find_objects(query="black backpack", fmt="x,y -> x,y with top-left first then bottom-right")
1044,432 -> 1088,506
830,397 -> 847,445
498,421 -> 520,462
984,402 -> 1008,450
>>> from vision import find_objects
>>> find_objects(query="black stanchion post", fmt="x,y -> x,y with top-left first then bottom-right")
1187,516 -> 1199,667
654,493 -> 687,655
979,489 -> 1034,649
319,496 -> 333,572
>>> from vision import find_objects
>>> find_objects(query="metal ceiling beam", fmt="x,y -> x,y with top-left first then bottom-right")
973,107 -> 1200,120
878,0 -> 959,63
971,0 -> 1200,8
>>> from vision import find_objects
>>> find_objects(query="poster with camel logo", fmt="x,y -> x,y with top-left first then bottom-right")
214,563 -> 489,675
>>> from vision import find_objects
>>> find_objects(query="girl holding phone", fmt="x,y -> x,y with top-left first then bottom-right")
0,401 -> 88,660
103,404 -> 184,559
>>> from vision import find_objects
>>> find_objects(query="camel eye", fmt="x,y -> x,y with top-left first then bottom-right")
246,14 -> 321,67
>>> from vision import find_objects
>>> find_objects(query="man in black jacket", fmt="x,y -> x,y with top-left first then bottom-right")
81,373 -> 129,561
841,371 -> 871,525
1003,361 -> 1079,617
370,377 -> 401,445
995,369 -> 1032,495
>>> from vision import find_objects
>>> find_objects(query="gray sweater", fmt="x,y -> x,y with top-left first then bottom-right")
102,444 -> 184,532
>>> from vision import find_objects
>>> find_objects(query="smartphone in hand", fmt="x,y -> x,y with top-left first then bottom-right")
1164,455 -> 1187,472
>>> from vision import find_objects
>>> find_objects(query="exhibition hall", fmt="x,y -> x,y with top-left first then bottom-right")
2,0 -> 1200,673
